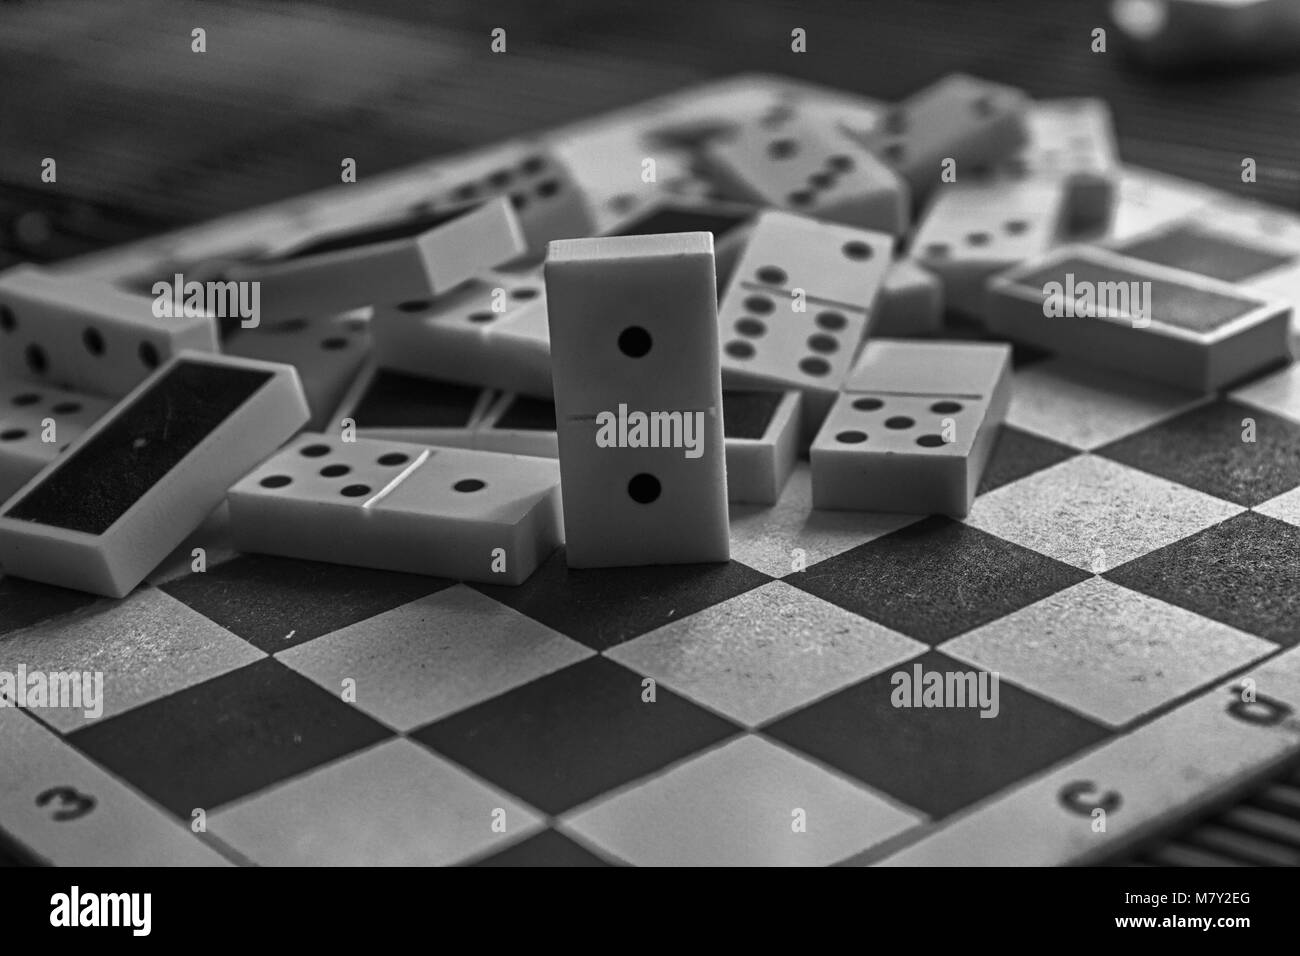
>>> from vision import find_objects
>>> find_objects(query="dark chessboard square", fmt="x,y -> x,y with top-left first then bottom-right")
790,517 -> 1088,644
413,656 -> 739,815
977,424 -> 1078,495
68,658 -> 392,817
473,549 -> 771,650
1098,399 -> 1300,507
161,554 -> 452,652
0,576 -> 98,638
1106,511 -> 1300,646
470,829 -> 615,867
765,649 -> 1110,818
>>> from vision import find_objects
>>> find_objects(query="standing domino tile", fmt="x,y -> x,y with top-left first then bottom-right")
0,382 -> 113,502
223,311 -> 371,430
910,177 -> 1069,319
330,360 -> 496,448
718,210 -> 893,440
230,197 -> 525,322
545,232 -> 729,567
986,245 -> 1292,392
228,434 -> 562,586
0,352 -> 309,597
702,110 -> 910,234
811,339 -> 1011,516
849,74 -> 1028,204
0,265 -> 218,398
874,258 -> 945,337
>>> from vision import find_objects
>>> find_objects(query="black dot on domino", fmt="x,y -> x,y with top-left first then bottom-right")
341,484 -> 370,497
725,340 -> 755,359
320,464 -> 350,477
836,430 -> 867,444
735,318 -> 766,337
627,473 -> 661,504
842,241 -> 873,261
807,333 -> 838,353
320,337 -> 348,350
83,328 -> 105,356
756,266 -> 786,285
397,300 -> 431,313
0,305 -> 14,332
931,401 -> 963,413
25,344 -> 47,374
799,356 -> 830,377
260,475 -> 292,488
377,453 -> 409,466
767,138 -> 798,160
300,444 -> 331,458
816,311 -> 847,331
469,312 -> 497,324
454,479 -> 486,493
13,393 -> 40,406
1,428 -> 26,441
618,326 -> 653,358
917,434 -> 946,447
885,416 -> 914,429
50,402 -> 80,414
139,342 -> 160,369
853,397 -> 884,411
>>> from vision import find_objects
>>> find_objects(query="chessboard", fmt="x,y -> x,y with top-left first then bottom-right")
2,74 -> 1300,867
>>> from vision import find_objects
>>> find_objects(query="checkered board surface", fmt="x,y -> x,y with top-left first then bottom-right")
4,349 -> 1300,866
4,76 -> 1300,866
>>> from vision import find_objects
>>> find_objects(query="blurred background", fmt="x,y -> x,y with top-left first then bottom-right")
1,0 -> 1299,264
